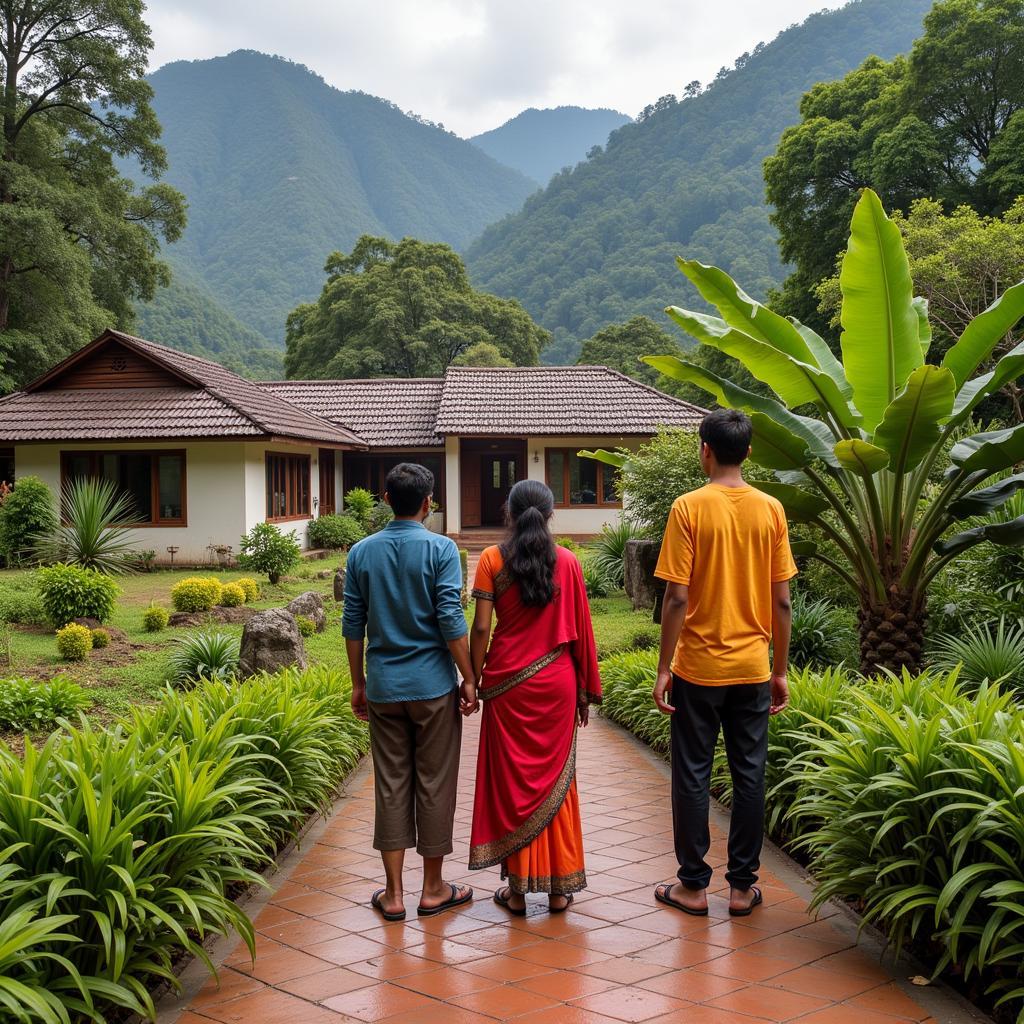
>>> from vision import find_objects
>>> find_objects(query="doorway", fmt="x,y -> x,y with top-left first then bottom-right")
460,439 -> 526,528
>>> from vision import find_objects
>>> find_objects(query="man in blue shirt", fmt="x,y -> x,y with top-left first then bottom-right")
343,463 -> 477,922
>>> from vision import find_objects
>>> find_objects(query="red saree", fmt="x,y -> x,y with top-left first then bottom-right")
469,545 -> 602,894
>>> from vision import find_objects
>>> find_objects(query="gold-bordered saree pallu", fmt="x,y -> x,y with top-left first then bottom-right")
468,546 -> 602,895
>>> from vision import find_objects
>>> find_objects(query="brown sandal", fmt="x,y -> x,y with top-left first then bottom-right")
494,886 -> 527,916
655,882 -> 709,917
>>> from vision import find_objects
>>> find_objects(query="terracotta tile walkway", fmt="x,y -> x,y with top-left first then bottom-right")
162,715 -> 984,1024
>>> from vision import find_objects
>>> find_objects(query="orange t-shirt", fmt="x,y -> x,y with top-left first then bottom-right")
655,483 -> 797,685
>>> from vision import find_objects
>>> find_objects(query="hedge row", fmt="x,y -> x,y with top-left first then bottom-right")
0,666 -> 368,1023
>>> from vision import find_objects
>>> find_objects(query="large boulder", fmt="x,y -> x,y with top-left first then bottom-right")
333,567 -> 346,603
169,606 -> 255,628
239,608 -> 307,676
286,590 -> 327,632
624,539 -> 665,620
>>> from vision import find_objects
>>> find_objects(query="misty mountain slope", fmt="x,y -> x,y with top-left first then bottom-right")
465,0 -> 934,363
470,106 -> 632,185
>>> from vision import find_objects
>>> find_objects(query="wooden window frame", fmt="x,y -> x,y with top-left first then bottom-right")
59,449 -> 187,527
266,451 -> 312,522
545,448 -> 622,509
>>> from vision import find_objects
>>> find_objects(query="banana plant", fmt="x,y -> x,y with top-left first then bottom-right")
585,189 -> 1024,675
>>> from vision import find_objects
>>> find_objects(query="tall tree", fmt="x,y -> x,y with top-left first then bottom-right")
284,236 -> 549,379
765,0 -> 1024,330
0,0 -> 186,391
577,316 -> 682,385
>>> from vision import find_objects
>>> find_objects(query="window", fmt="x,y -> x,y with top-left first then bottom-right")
266,452 -> 311,521
340,453 -> 446,510
60,450 -> 186,525
545,449 -> 621,507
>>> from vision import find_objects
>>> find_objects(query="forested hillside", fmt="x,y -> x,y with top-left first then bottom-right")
139,51 -> 536,345
470,107 -> 631,185
466,0 -> 933,363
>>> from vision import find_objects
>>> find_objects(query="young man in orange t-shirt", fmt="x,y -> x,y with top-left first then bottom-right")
652,409 -> 795,917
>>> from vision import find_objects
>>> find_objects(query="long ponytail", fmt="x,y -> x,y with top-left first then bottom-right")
501,479 -> 557,607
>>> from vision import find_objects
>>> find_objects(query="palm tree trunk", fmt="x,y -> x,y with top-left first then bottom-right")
857,589 -> 926,675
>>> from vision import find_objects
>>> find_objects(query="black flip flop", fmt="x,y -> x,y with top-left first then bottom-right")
548,893 -> 574,915
371,888 -> 406,922
654,882 -> 709,917
729,886 -> 763,917
417,882 -> 473,917
493,886 -> 527,917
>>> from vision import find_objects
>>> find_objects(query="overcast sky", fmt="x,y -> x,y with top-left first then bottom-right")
144,0 -> 845,137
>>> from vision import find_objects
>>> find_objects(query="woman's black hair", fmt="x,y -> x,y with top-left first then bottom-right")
501,479 -> 557,607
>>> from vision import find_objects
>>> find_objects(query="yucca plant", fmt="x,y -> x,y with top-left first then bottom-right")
585,189 -> 1024,675
788,592 -> 857,669
35,477 -> 139,574
168,632 -> 240,687
588,519 -> 641,588
930,617 -> 1024,692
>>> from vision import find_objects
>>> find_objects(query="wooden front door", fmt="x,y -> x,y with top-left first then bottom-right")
481,453 -> 520,526
318,450 -> 336,516
461,451 -> 482,528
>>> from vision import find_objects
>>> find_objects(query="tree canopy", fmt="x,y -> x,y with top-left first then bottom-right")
284,236 -> 549,379
765,0 -> 1024,329
0,0 -> 186,391
577,316 -> 682,385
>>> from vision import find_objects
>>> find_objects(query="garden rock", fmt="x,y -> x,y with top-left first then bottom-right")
168,606 -> 255,628
286,591 -> 327,632
333,567 -> 346,603
316,569 -> 332,579
624,540 -> 662,613
238,608 -> 307,676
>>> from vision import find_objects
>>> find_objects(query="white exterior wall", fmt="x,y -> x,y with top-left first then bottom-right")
242,442 -> 322,550
13,441 -> 248,564
444,436 -> 461,534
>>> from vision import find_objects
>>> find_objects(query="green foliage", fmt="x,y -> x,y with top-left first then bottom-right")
0,477 -> 56,565
142,603 -> 169,633
0,581 -> 48,627
90,628 -> 110,650
169,632 -> 240,687
342,488 -> 375,530
588,519 -> 642,588
580,555 -> 616,599
219,583 -> 246,608
555,536 -> 584,556
0,668 -> 368,1023
35,477 -> 139,574
467,0 -> 930,360
238,523 -> 301,584
459,548 -> 469,609
766,0 -> 1024,331
788,592 -> 857,669
0,0 -> 186,392
453,341 -> 513,367
578,316 -> 684,387
366,501 -> 394,534
55,623 -> 92,661
0,676 -> 91,731
37,564 -> 119,627
235,577 -> 261,603
170,576 -> 223,613
284,235 -> 549,378
930,617 -> 1024,691
295,615 -> 316,638
308,513 -> 365,551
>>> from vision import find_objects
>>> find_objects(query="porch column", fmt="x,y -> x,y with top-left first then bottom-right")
444,435 -> 460,535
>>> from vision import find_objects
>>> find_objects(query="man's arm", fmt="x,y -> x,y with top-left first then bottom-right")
345,638 -> 369,721
434,544 -> 476,712
654,582 -> 688,714
341,554 -> 369,722
770,579 -> 792,714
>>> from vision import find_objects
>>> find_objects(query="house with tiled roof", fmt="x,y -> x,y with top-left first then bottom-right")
0,331 -> 705,562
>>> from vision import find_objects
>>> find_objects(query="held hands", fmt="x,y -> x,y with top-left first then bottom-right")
460,678 -> 480,716
769,672 -> 790,715
350,682 -> 369,722
653,669 -> 676,714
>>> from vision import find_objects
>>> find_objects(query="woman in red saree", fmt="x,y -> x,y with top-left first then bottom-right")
468,480 -> 602,913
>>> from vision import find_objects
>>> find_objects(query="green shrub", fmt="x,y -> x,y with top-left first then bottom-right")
55,622 -> 93,660
170,575 -> 223,612
929,617 -> 1024,692
588,519 -> 640,588
628,625 -> 659,651
0,475 -> 56,565
556,535 -> 584,555
308,513 -> 365,551
143,603 -> 169,632
238,522 -> 300,583
459,548 -> 469,608
236,576 -> 260,602
0,586 -> 48,627
0,676 -> 91,731
219,582 -> 246,607
90,627 -> 110,649
37,562 -> 119,626
788,592 -> 857,669
581,555 -> 616,598
169,631 -> 240,686
295,614 -> 316,637
343,487 -> 375,529
366,501 -> 394,534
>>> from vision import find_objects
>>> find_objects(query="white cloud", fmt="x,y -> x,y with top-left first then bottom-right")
143,0 -> 845,136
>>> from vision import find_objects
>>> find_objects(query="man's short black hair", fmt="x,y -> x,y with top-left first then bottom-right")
699,409 -> 752,466
385,463 -> 434,516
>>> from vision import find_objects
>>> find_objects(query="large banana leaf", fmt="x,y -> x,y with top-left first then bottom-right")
749,481 -> 830,522
643,355 -> 839,466
790,539 -> 817,558
935,513 -> 1024,556
913,296 -> 932,359
577,449 -> 627,469
942,279 -> 1024,389
949,340 -> 1024,424
747,413 -> 812,471
839,189 -> 922,432
676,258 -> 851,395
950,422 -> 1024,474
872,365 -> 956,473
948,473 -> 1024,519
665,307 -> 856,425
834,439 -> 889,475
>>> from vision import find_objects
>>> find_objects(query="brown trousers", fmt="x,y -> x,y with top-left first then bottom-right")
367,690 -> 462,857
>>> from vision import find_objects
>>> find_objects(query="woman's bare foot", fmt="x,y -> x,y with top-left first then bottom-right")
548,894 -> 572,912
496,886 -> 526,913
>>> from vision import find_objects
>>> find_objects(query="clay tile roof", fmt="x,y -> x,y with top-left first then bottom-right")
260,379 -> 446,447
0,331 -> 365,446
435,365 -> 706,436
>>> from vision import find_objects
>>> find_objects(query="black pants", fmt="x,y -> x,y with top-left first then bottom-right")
670,675 -> 770,892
